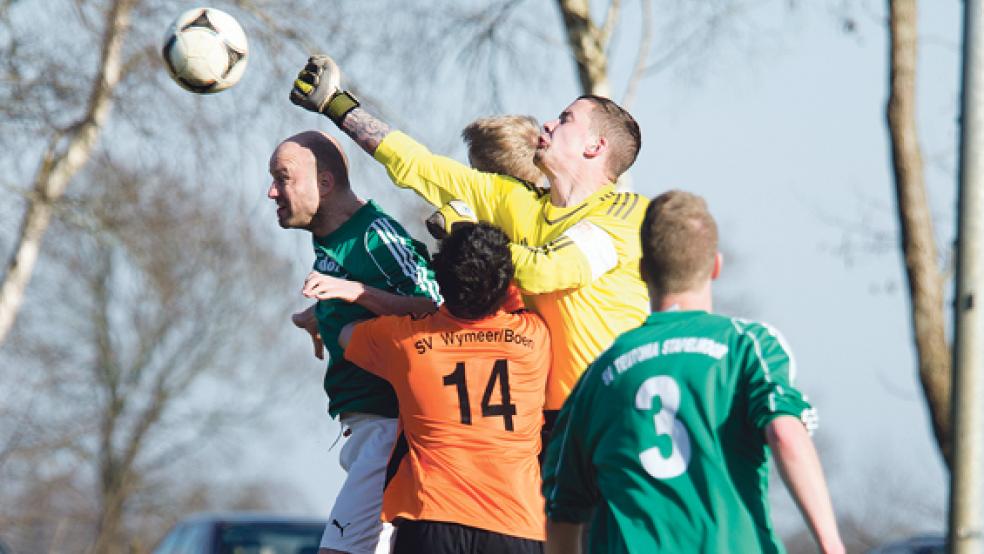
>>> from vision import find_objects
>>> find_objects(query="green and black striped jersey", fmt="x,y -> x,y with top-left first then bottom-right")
312,200 -> 441,418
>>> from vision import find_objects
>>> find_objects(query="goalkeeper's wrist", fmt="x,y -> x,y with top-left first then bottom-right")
324,90 -> 360,125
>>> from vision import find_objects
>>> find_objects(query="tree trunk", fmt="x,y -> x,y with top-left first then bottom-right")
555,0 -> 614,97
89,472 -> 131,554
0,0 -> 134,346
887,0 -> 952,467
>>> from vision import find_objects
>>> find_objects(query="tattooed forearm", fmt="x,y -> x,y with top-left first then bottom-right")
338,107 -> 392,155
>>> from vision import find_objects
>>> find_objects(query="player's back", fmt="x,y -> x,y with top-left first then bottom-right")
546,310 -> 813,553
346,302 -> 550,541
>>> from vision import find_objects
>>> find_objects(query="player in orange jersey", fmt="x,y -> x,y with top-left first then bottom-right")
340,222 -> 550,554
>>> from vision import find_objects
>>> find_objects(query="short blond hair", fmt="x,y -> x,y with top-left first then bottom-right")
640,190 -> 718,295
462,115 -> 544,184
578,95 -> 641,180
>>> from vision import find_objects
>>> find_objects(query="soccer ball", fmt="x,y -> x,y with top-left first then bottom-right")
161,7 -> 248,94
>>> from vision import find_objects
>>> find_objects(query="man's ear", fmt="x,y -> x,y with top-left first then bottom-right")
584,135 -> 607,159
711,252 -> 723,280
318,171 -> 334,197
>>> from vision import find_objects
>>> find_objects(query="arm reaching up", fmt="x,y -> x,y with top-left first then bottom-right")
289,55 -> 391,155
289,55 -> 534,222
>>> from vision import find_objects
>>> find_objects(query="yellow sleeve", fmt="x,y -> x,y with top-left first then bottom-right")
510,219 -> 620,294
373,131 -> 530,225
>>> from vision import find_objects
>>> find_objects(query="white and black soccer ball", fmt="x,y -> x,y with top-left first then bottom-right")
161,7 -> 248,94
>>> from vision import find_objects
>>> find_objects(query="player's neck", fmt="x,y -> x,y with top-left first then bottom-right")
310,193 -> 366,237
548,174 -> 605,208
649,283 -> 713,313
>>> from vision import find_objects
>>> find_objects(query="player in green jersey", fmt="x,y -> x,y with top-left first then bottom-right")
269,130 -> 441,554
542,191 -> 844,554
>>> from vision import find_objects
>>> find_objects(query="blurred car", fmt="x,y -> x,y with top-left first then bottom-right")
865,534 -> 945,554
151,512 -> 326,554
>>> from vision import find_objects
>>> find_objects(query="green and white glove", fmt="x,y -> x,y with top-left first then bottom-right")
290,55 -> 360,124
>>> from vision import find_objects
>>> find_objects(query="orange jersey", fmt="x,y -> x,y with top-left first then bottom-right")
344,290 -> 550,541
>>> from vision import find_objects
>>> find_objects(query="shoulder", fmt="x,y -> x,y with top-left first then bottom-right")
514,309 -> 551,341
582,192 -> 648,246
727,317 -> 797,369
596,191 -> 647,222
498,175 -> 549,206
359,313 -> 413,336
584,327 -> 651,387
363,210 -> 409,238
363,215 -> 426,255
512,177 -> 549,198
728,317 -> 790,347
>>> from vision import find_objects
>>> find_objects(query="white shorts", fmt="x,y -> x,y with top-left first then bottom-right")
320,412 -> 398,554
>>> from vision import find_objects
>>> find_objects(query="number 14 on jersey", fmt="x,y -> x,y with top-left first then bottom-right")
442,359 -> 517,431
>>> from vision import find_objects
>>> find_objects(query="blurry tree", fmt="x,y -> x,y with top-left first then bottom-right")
0,0 -> 314,345
0,1 -> 324,552
0,160 -> 295,553
450,0 -> 778,109
0,0 -> 134,345
885,0 -> 952,466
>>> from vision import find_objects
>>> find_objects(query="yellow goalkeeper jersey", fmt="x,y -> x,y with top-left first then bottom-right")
375,131 -> 649,409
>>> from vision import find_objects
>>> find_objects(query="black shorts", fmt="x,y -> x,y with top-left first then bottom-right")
393,519 -> 543,554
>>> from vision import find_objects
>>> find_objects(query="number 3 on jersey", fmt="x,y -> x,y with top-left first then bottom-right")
442,359 -> 517,431
636,375 -> 691,479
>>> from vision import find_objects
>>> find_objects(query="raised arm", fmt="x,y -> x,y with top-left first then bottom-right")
766,417 -> 844,554
289,55 -> 528,218
338,107 -> 391,156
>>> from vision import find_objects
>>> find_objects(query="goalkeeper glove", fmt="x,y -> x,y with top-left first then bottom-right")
425,200 -> 478,240
290,55 -> 360,125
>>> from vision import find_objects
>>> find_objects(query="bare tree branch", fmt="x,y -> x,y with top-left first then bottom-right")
598,0 -> 622,49
555,0 -> 613,96
622,0 -> 653,110
0,0 -> 135,345
640,3 -> 740,78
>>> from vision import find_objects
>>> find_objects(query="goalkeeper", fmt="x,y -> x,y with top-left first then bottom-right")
290,56 -> 650,429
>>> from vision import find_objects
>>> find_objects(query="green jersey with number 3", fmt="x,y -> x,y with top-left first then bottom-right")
543,310 -> 817,554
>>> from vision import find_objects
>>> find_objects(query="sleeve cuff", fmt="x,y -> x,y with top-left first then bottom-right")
756,407 -> 818,435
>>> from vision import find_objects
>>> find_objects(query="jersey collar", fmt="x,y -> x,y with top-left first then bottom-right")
541,182 -> 617,225
312,200 -> 379,247
645,310 -> 708,325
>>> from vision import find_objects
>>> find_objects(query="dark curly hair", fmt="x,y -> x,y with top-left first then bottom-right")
432,222 -> 514,320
